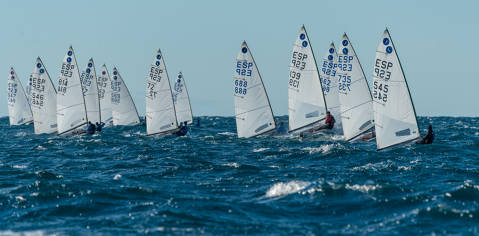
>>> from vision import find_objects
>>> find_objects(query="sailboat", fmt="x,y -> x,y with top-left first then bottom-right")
145,49 -> 178,135
372,29 -> 420,150
7,68 -> 33,126
337,33 -> 375,141
80,59 -> 101,124
111,67 -> 140,126
288,26 -> 327,133
31,57 -> 57,134
173,72 -> 193,125
97,65 -> 113,126
234,42 -> 275,138
56,46 -> 88,135
319,43 -> 341,129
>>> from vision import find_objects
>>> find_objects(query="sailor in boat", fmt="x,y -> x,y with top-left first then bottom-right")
87,122 -> 96,135
361,131 -> 376,141
416,125 -> 434,144
276,121 -> 287,135
315,111 -> 336,131
95,122 -> 105,132
175,121 -> 189,136
196,118 -> 200,127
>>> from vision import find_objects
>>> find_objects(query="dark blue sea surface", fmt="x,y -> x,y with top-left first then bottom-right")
0,116 -> 478,235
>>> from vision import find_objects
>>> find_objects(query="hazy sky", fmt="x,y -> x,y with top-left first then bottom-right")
1,0 -> 477,117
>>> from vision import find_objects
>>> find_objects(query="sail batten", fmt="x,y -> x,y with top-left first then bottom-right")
234,42 -> 275,138
145,49 -> 178,135
372,29 -> 420,150
337,34 -> 375,141
7,68 -> 33,126
288,26 -> 327,131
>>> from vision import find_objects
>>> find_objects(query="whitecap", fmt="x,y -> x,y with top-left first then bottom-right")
266,180 -> 310,198
113,174 -> 122,180
12,165 -> 27,169
253,147 -> 269,152
302,144 -> 335,154
218,132 -> 234,136
223,162 -> 240,168
345,183 -> 381,193
15,196 -> 26,201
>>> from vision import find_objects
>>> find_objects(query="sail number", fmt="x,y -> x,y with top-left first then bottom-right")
289,71 -> 301,88
149,66 -> 163,83
147,82 -> 157,98
97,76 -> 109,100
7,82 -> 17,103
338,75 -> 351,91
321,61 -> 337,76
337,56 -> 353,72
111,81 -> 121,104
80,72 -> 94,94
236,61 -> 253,77
31,92 -> 44,107
291,51 -> 307,70
374,59 -> 392,80
58,63 -> 75,94
234,79 -> 247,95
373,81 -> 388,103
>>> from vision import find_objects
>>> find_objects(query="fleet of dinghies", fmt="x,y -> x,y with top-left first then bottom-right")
7,27 -> 425,150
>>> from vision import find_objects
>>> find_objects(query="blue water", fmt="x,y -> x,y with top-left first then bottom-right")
0,116 -> 478,235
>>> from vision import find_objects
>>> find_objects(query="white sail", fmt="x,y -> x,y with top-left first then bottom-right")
111,67 -> 140,126
146,49 -> 178,135
56,46 -> 88,135
234,42 -> 275,138
31,58 -> 57,134
80,59 -> 101,124
173,72 -> 193,125
98,65 -> 113,125
7,68 -> 33,125
373,29 -> 420,150
319,43 -> 341,125
26,74 -> 32,105
288,26 -> 327,131
337,33 -> 374,141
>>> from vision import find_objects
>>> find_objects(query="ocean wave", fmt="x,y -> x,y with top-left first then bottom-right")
266,181 -> 310,198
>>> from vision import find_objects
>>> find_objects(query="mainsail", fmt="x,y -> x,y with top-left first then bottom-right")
337,33 -> 374,141
373,29 -> 420,150
173,72 -> 193,125
234,42 -> 275,138
31,58 -> 57,134
56,46 -> 88,135
111,67 -> 140,126
145,49 -> 178,135
7,68 -> 33,125
98,65 -> 113,125
288,26 -> 327,132
80,59 -> 100,124
319,43 -> 341,125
